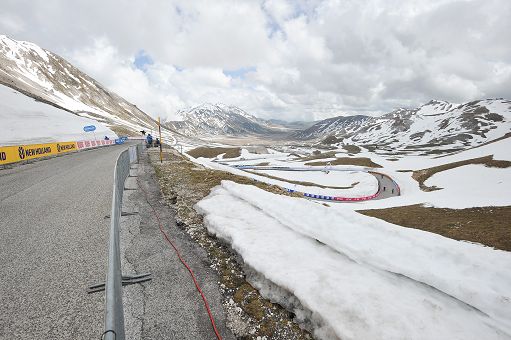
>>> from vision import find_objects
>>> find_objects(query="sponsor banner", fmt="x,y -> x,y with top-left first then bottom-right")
55,141 -> 78,154
0,141 -> 77,165
0,138 -> 119,165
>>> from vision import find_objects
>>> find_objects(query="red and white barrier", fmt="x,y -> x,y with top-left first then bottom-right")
77,139 -> 115,150
286,171 -> 399,201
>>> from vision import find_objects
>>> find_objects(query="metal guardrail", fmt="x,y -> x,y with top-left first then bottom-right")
89,143 -> 150,340
103,147 -> 130,340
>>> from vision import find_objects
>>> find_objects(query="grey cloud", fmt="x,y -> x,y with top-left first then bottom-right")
1,0 -> 510,121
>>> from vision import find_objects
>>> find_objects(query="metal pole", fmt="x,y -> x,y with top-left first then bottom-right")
158,117 -> 163,163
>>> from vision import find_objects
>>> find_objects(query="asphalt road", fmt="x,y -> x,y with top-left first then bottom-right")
373,172 -> 400,199
0,144 -> 131,339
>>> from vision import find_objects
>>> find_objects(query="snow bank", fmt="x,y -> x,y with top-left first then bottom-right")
195,181 -> 511,339
422,164 -> 511,208
0,86 -> 116,145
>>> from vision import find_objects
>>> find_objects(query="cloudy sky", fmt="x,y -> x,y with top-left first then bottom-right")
1,0 -> 510,121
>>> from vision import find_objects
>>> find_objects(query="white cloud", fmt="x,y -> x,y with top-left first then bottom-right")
1,0 -> 510,121
0,12 -> 25,34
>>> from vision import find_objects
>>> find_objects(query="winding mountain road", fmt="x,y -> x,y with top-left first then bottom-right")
229,165 -> 400,201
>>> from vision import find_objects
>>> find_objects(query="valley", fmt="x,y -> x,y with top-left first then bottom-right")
1,33 -> 510,340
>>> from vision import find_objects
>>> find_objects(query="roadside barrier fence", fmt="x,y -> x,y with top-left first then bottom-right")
0,139 -> 117,166
88,143 -> 151,340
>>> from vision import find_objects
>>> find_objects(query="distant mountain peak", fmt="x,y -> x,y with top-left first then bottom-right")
167,102 -> 284,137
176,102 -> 259,122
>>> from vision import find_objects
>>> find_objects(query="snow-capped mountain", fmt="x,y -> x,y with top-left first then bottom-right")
292,115 -> 371,140
295,99 -> 511,153
0,35 -> 158,135
165,103 -> 286,136
349,99 -> 511,152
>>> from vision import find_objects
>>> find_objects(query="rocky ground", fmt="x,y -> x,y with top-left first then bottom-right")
147,147 -> 312,340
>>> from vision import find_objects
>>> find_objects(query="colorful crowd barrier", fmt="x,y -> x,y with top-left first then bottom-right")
76,139 -> 115,150
0,139 -> 117,166
286,188 -> 380,201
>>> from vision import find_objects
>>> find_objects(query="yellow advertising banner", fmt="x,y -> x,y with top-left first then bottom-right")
0,141 -> 78,165
54,141 -> 78,154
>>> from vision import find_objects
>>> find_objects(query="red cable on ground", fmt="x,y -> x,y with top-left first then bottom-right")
137,180 -> 223,340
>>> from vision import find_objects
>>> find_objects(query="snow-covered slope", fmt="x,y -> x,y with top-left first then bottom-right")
0,86 -> 116,145
165,103 -> 286,137
197,181 -> 511,340
349,99 -> 511,153
296,99 -> 511,154
0,35 -> 158,135
292,115 -> 370,140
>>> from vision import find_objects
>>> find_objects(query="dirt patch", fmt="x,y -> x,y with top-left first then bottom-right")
321,135 -> 342,145
343,144 -> 361,154
150,148 -> 311,339
412,155 -> 511,191
187,146 -> 241,159
306,157 -> 382,168
298,151 -> 337,161
254,162 -> 270,166
359,205 -> 511,251
245,170 -> 356,190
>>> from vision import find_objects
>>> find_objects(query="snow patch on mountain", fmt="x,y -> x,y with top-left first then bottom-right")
292,115 -> 371,140
166,103 -> 285,136
295,98 -> 511,154
0,35 -> 158,135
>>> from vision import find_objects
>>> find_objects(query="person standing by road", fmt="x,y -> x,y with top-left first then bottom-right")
146,133 -> 153,148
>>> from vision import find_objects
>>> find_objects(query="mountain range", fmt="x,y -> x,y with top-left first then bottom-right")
329,99 -> 511,154
1,35 -> 510,155
164,98 -> 511,154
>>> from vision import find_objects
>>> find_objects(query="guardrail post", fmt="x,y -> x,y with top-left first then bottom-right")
128,145 -> 138,164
